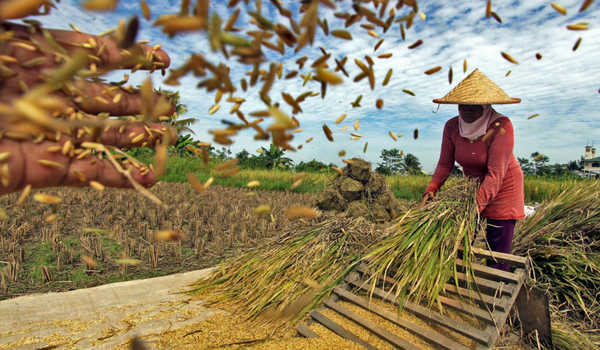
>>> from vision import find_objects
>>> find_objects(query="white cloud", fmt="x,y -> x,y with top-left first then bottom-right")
30,0 -> 600,172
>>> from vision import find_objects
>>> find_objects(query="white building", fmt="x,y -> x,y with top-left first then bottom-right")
583,145 -> 600,177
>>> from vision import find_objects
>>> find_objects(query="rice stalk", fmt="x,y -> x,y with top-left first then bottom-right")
186,217 -> 382,325
361,177 -> 483,311
514,180 -> 600,327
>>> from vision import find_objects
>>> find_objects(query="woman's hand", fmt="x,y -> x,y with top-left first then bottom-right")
419,191 -> 435,208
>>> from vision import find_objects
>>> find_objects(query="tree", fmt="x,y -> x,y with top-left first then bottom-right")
402,153 -> 423,175
376,148 -> 404,175
257,144 -> 294,169
295,159 -> 329,172
518,157 -> 534,175
215,147 -> 232,161
531,152 -> 550,175
170,134 -> 195,157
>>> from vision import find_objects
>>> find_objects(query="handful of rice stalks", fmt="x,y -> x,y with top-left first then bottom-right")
514,180 -> 600,328
361,177 -> 483,311
187,217 -> 383,325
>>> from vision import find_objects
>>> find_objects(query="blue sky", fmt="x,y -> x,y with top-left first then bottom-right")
27,0 -> 600,172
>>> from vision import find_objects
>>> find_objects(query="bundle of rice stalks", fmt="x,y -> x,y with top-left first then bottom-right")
551,319 -> 600,350
187,217 -> 383,325
361,177 -> 483,311
513,181 -> 600,328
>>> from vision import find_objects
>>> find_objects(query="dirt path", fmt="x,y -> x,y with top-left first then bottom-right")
0,268 -> 221,350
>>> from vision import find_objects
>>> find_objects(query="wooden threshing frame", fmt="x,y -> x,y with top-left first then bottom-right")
297,248 -> 529,350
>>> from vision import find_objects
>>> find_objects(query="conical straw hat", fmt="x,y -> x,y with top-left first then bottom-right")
433,68 -> 521,104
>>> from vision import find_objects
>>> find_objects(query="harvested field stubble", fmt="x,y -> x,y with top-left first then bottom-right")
0,183 -> 325,299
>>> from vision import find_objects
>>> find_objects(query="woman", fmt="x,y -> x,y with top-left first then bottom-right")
422,69 -> 525,271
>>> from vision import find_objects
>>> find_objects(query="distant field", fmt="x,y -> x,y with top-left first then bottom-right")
154,155 -> 592,204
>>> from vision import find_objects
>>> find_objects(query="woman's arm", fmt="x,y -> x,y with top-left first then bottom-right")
477,117 -> 514,212
424,119 -> 455,194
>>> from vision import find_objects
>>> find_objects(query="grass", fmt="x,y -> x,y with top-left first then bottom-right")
152,155 -> 593,203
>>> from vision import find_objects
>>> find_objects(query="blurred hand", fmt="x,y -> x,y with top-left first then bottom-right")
419,191 -> 435,208
0,20 -> 178,195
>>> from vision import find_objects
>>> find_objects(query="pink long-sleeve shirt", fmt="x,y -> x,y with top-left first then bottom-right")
425,116 -> 525,220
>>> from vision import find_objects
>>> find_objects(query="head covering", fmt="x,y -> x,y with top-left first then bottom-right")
433,69 -> 521,105
458,104 -> 502,141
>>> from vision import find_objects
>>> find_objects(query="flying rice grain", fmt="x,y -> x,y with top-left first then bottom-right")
0,152 -> 10,162
481,128 -> 495,142
374,38 -> 384,52
389,131 -> 397,141
573,37 -> 582,51
331,166 -> 343,175
486,0 -> 492,18
491,11 -> 502,23
528,113 -> 540,120
448,67 -> 453,84
536,53 -> 542,60
338,150 -> 346,157
335,114 -> 347,124
315,67 -> 343,85
567,23 -> 588,30
383,68 -> 393,86
290,178 -> 303,190
350,133 -> 362,138
425,66 -> 442,75
285,206 -> 319,219
551,2 -> 567,15
341,126 -> 349,131
214,159 -> 238,172
247,180 -> 260,188
376,98 -> 384,109
33,193 -> 61,204
501,51 -> 519,64
354,119 -> 360,131
331,29 -> 352,40
154,230 -> 184,242
254,204 -> 271,216
408,39 -> 422,49
17,184 -> 32,206
209,104 -> 220,114
413,128 -> 419,139
89,181 -> 104,191
377,53 -> 392,59
81,255 -> 97,269
506,70 -> 511,77
187,172 -> 207,193
115,258 -> 142,265
322,124 -> 334,142
579,0 -> 594,12
367,30 -> 379,38
37,159 -> 65,169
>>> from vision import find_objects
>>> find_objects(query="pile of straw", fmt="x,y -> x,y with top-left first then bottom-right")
513,181 -> 600,348
187,217 -> 383,325
514,181 -> 600,325
361,177 -> 483,310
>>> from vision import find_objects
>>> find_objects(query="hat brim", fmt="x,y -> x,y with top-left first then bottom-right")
432,98 -> 521,105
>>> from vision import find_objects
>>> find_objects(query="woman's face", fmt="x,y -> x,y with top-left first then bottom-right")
458,104 -> 484,123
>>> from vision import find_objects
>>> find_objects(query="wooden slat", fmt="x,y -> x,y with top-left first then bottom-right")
484,268 -> 527,347
455,259 -> 521,284
443,283 -> 506,312
334,287 -> 470,350
453,271 -> 514,297
346,277 -> 492,346
437,296 -> 496,324
296,323 -> 319,338
465,247 -> 528,268
311,310 -> 377,350
324,298 -> 422,350
356,263 -> 513,297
